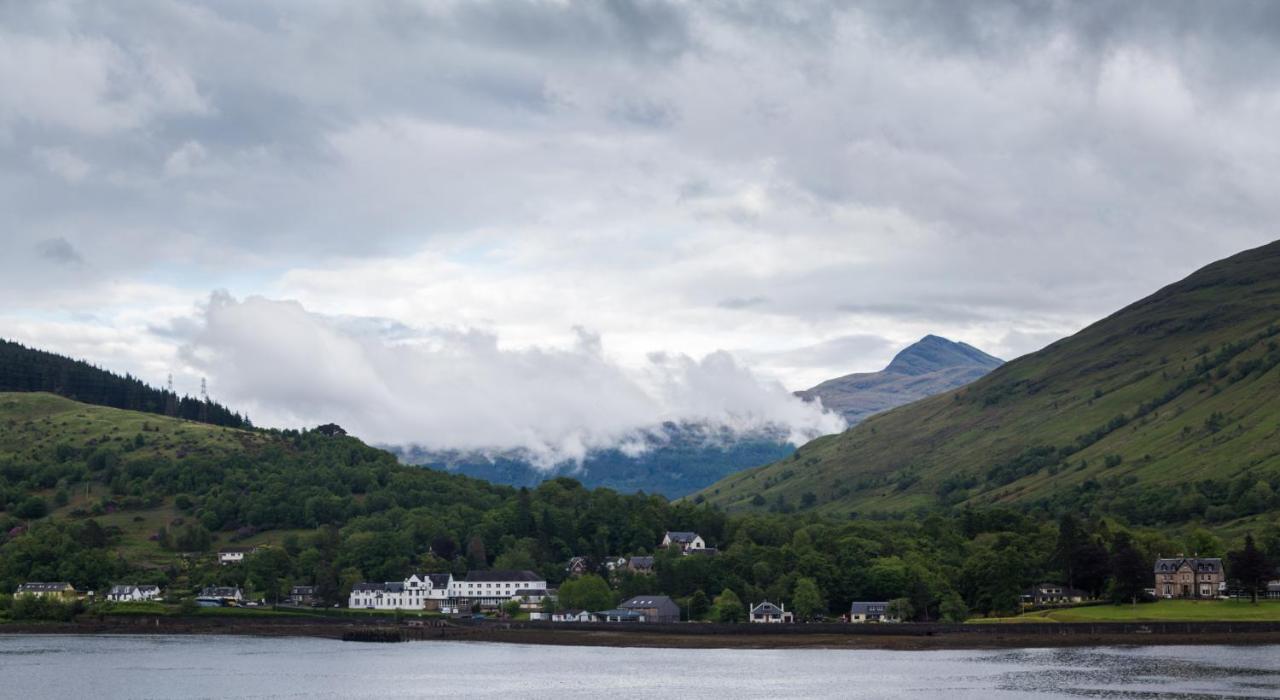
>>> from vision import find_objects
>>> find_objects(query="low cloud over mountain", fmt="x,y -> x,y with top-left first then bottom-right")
176,293 -> 845,465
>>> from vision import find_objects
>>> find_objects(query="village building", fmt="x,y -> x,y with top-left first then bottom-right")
749,601 -> 794,623
617,595 -> 681,623
566,556 -> 591,577
1154,557 -> 1224,599
197,586 -> 244,606
552,609 -> 595,622
1020,583 -> 1087,606
106,584 -> 162,602
627,556 -> 655,574
661,531 -> 706,554
602,556 -> 629,572
349,573 -> 453,610
217,546 -> 260,565
849,602 -> 899,623
286,585 -> 318,606
595,607 -> 646,622
14,582 -> 77,600
450,570 -> 547,610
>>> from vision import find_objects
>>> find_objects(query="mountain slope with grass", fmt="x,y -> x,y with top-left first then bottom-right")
699,240 -> 1280,527
796,335 -> 1003,425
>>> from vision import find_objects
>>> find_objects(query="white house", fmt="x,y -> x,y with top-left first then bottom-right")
217,546 -> 259,565
749,601 -> 794,624
552,609 -> 595,622
106,584 -> 162,602
349,573 -> 453,610
14,582 -> 77,599
849,601 -> 899,623
449,570 -> 548,610
661,531 -> 706,554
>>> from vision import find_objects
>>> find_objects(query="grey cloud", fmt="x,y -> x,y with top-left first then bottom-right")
717,296 -> 769,310
35,237 -> 83,265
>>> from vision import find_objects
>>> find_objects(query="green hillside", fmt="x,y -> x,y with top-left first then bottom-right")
700,240 -> 1280,527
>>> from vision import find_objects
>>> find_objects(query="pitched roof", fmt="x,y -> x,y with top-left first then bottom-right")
108,585 -> 137,595
850,601 -> 890,614
426,574 -> 452,588
595,608 -> 645,620
628,556 -> 655,567
464,570 -> 543,582
199,586 -> 242,597
751,601 -> 785,615
1154,557 -> 1224,574
664,531 -> 699,542
351,582 -> 386,593
16,582 -> 74,592
620,595 -> 679,613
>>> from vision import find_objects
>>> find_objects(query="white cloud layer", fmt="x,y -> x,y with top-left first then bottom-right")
4,1 -> 1280,450
177,293 -> 844,463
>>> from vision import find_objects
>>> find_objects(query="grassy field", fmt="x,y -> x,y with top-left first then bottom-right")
977,600 -> 1280,623
699,240 -> 1280,517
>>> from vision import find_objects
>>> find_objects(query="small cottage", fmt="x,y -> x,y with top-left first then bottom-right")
749,601 -> 794,624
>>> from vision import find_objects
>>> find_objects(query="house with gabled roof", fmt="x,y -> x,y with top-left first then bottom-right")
618,594 -> 680,623
106,584 -> 162,602
627,556 -> 655,574
749,601 -> 794,623
15,582 -> 77,600
1154,556 -> 1224,599
849,601 -> 898,623
661,531 -> 706,554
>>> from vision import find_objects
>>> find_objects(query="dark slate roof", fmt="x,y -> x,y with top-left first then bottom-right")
352,582 -> 386,593
16,582 -> 74,592
137,585 -> 161,593
385,582 -> 405,593
513,589 -> 548,596
620,595 -> 679,614
665,531 -> 699,542
628,556 -> 655,568
1154,557 -> 1224,574
108,585 -> 136,595
426,574 -> 452,588
751,601 -> 785,615
850,601 -> 890,614
199,586 -> 242,598
464,570 -> 543,582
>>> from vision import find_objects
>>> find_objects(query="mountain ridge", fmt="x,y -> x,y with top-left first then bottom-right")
699,239 -> 1280,528
796,334 -> 1003,425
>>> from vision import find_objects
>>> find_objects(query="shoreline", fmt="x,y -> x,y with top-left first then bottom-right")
6,617 -> 1280,650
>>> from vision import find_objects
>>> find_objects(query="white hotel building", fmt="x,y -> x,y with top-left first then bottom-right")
349,570 -> 549,612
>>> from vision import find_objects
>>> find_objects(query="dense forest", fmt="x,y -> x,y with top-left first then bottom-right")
1,398 -> 1276,620
0,340 -> 248,428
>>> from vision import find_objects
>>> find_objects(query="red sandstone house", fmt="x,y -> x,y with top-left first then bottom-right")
1154,557 -> 1224,599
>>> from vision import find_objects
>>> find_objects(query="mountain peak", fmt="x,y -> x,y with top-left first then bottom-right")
885,335 -> 1004,377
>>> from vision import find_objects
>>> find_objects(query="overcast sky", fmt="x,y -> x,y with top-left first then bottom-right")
3,1 -> 1278,457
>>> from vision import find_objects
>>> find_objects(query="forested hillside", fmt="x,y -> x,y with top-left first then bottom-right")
700,240 -> 1280,529
1,392 -> 1276,621
0,339 -> 248,428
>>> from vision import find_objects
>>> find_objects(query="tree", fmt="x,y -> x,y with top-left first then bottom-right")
558,574 -> 614,612
888,597 -> 914,622
688,589 -> 710,620
1053,513 -> 1083,588
1227,533 -> 1273,603
502,598 -> 523,618
1109,532 -> 1149,604
465,535 -> 488,569
939,591 -> 969,623
792,577 -> 824,621
712,588 -> 744,623
14,497 -> 47,520
246,548 -> 292,604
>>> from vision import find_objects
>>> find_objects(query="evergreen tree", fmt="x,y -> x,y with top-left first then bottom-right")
1109,532 -> 1149,604
792,577 -> 824,620
1227,533 -> 1273,603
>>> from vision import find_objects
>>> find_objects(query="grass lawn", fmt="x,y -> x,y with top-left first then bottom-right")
977,599 -> 1280,623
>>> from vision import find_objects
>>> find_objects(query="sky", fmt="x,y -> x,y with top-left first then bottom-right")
4,1 -> 1279,460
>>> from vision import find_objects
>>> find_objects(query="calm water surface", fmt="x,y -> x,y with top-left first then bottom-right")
1,635 -> 1278,699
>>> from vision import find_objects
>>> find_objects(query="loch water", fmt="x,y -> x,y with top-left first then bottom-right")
1,635 -> 1277,699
